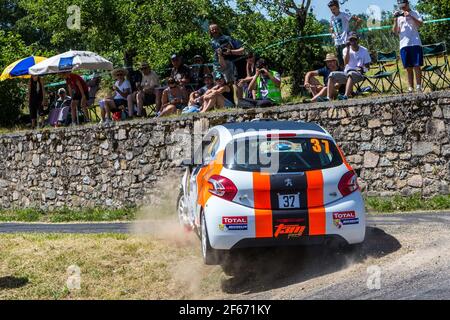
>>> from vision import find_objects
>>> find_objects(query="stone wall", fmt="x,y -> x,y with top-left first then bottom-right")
0,90 -> 449,210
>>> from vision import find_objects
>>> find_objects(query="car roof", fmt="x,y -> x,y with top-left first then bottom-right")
219,121 -> 327,134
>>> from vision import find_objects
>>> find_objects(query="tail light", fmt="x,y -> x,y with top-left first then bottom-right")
338,171 -> 359,196
208,175 -> 238,202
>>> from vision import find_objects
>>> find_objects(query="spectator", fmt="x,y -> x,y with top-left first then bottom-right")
328,0 -> 363,68
86,72 -> 101,108
201,72 -> 234,113
127,62 -> 160,118
28,75 -> 46,129
239,59 -> 281,108
304,53 -> 340,102
191,55 -> 211,89
170,54 -> 191,84
180,74 -> 194,96
236,52 -> 257,99
61,72 -> 90,125
103,68 -> 132,122
47,88 -> 72,127
209,23 -> 245,83
393,0 -> 424,93
188,73 -> 215,107
326,32 -> 371,100
159,77 -> 188,117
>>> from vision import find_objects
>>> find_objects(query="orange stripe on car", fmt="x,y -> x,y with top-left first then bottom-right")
306,170 -> 326,235
196,150 -> 224,208
252,172 -> 273,238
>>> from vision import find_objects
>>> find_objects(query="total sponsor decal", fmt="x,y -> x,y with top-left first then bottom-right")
333,211 -> 359,228
219,216 -> 248,231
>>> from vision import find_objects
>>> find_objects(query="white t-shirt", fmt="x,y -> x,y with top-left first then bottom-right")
331,12 -> 351,46
397,10 -> 423,49
141,71 -> 160,88
343,45 -> 372,73
114,79 -> 131,100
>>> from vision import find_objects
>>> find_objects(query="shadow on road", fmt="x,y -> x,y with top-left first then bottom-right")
220,227 -> 401,294
0,276 -> 29,290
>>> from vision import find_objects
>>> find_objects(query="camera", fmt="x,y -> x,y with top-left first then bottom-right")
394,10 -> 405,18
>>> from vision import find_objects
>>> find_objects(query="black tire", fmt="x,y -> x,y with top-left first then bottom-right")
200,212 -> 223,265
177,190 -> 192,232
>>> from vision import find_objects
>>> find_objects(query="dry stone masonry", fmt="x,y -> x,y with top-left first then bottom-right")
0,91 -> 449,210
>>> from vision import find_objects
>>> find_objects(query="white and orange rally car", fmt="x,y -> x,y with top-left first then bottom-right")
178,120 -> 365,264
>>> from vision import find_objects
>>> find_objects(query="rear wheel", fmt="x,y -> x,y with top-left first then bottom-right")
201,212 -> 223,265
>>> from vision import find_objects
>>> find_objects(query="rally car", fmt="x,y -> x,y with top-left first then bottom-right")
178,120 -> 365,264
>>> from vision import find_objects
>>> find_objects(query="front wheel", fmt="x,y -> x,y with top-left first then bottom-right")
201,212 -> 224,265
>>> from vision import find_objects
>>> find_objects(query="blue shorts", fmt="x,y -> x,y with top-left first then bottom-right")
400,46 -> 424,68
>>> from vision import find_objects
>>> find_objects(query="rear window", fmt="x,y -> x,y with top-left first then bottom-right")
224,136 -> 343,173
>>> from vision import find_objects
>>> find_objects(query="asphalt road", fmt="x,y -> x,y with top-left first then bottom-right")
0,211 -> 449,300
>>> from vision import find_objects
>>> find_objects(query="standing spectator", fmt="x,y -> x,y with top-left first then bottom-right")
304,53 -> 340,102
61,72 -> 90,125
209,24 -> 245,83
191,55 -> 211,89
236,52 -> 257,99
239,59 -> 281,108
28,75 -> 46,129
170,54 -> 191,84
159,77 -> 188,117
328,0 -> 362,68
326,32 -> 371,100
103,68 -> 132,122
393,0 -> 424,93
201,72 -> 234,113
127,62 -> 160,118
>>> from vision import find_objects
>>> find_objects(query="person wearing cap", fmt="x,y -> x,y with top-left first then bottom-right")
127,62 -> 160,119
239,58 -> 281,108
170,54 -> 192,84
159,77 -> 188,117
191,55 -> 211,89
200,72 -> 234,113
328,0 -> 363,68
60,72 -> 90,125
326,32 -> 371,100
304,53 -> 340,102
47,88 -> 72,127
188,73 -> 215,107
102,68 -> 132,122
393,0 -> 424,93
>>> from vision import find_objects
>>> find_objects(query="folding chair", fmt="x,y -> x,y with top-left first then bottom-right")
422,42 -> 450,91
367,51 -> 403,94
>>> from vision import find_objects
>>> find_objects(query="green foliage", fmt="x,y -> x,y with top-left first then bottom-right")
366,194 -> 450,213
417,0 -> 450,46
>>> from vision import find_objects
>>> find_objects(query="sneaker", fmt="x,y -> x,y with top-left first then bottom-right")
416,86 -> 423,93
337,94 -> 348,100
317,96 -> 330,102
408,87 -> 414,93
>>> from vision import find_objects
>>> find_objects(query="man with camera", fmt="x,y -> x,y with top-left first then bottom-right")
326,32 -> 371,101
393,0 -> 424,93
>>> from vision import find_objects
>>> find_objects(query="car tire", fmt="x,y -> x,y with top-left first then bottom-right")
177,190 -> 192,232
201,212 -> 223,265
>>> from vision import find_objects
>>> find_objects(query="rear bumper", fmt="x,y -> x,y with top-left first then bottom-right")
204,191 -> 366,250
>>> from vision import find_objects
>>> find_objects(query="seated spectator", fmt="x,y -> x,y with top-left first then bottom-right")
239,59 -> 282,108
170,54 -> 192,84
183,73 -> 215,113
304,53 -> 340,102
159,77 -> 188,117
200,72 -> 234,113
191,55 -> 211,89
28,75 -> 46,129
47,88 -> 72,127
60,72 -> 90,125
326,32 -> 371,100
180,74 -> 194,96
102,68 -> 132,123
127,62 -> 160,119
236,52 -> 257,99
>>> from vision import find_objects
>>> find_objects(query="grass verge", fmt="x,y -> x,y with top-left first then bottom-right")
365,194 -> 450,213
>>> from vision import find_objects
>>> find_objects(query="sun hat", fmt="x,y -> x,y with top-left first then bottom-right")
324,53 -> 338,62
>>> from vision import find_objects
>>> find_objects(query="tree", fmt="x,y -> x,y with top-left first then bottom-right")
416,0 -> 450,45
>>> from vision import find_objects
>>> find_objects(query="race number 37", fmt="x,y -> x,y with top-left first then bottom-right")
311,139 -> 330,153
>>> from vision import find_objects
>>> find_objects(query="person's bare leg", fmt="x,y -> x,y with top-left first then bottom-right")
81,96 -> 89,121
155,89 -> 162,112
311,87 -> 328,102
159,104 -> 176,117
71,100 -> 78,125
308,77 -> 322,96
327,78 -> 337,100
414,66 -> 422,87
345,77 -> 354,97
406,67 -> 414,90
216,94 -> 225,109
201,97 -> 215,113
104,99 -> 113,120
127,92 -> 136,117
136,92 -> 144,116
